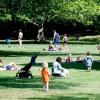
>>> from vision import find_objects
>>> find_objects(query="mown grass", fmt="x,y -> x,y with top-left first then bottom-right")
0,39 -> 100,100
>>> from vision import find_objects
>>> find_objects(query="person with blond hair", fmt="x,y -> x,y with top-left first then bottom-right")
0,59 -> 20,71
41,62 -> 50,92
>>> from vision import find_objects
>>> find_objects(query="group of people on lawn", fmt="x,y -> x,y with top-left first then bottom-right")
43,30 -> 68,51
0,51 -> 94,92
41,51 -> 93,92
1,29 -> 98,92
6,29 -> 23,47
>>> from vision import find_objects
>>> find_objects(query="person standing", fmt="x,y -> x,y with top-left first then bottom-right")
41,62 -> 50,92
96,43 -> 100,54
62,34 -> 68,49
84,52 -> 93,71
6,35 -> 11,47
53,30 -> 60,49
18,29 -> 23,46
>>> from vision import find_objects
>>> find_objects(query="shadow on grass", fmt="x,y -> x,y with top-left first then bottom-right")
0,75 -> 80,90
0,39 -> 99,45
22,93 -> 100,100
62,61 -> 100,70
0,76 -> 42,88
0,50 -> 99,57
67,41 -> 99,45
23,97 -> 89,100
33,61 -> 100,70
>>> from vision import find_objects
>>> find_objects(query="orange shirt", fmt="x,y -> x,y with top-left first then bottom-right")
41,68 -> 50,82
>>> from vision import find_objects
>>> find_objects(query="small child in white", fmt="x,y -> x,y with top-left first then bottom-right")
84,52 -> 93,71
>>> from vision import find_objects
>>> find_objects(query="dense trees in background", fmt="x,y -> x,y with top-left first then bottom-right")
0,0 -> 100,39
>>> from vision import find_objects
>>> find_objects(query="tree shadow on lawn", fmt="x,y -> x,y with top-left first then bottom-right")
67,40 -> 99,45
22,93 -> 100,100
0,50 -> 99,57
0,75 -> 80,90
33,61 -> 100,70
1,39 -> 99,45
0,76 -> 42,89
23,96 -> 89,100
62,61 -> 100,70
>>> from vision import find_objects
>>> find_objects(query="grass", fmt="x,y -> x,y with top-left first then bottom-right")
0,39 -> 100,100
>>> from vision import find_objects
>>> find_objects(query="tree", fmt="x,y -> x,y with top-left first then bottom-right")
0,0 -> 100,37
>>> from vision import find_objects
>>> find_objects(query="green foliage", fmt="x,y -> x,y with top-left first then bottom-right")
0,0 -> 11,21
0,0 -> 100,26
62,0 -> 100,25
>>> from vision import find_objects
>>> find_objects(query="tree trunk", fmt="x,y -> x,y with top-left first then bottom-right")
37,23 -> 45,42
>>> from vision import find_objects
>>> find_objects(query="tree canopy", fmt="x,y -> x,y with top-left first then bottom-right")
0,0 -> 100,37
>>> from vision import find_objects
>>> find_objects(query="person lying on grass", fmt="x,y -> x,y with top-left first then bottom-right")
0,59 -> 20,71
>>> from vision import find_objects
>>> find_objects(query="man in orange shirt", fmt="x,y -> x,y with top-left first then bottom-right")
41,62 -> 50,92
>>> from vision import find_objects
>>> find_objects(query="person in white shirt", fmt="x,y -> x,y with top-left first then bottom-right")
18,29 -> 23,46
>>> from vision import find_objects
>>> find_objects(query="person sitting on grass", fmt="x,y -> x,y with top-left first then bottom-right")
63,54 -> 75,62
52,57 -> 69,77
43,41 -> 56,51
77,56 -> 83,62
84,52 -> 93,71
48,41 -> 56,51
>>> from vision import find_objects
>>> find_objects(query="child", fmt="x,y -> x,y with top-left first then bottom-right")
48,41 -> 55,51
63,34 -> 68,43
41,62 -> 50,92
62,34 -> 68,49
66,54 -> 72,62
84,52 -> 93,71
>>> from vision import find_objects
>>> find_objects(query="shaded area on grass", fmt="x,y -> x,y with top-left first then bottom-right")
0,76 -> 41,89
20,61 -> 100,70
0,50 -> 99,57
22,93 -> 100,100
33,61 -> 100,70
0,75 -> 80,90
62,61 -> 100,70
0,39 -> 99,44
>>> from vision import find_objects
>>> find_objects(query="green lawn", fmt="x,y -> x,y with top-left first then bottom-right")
0,40 -> 100,100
